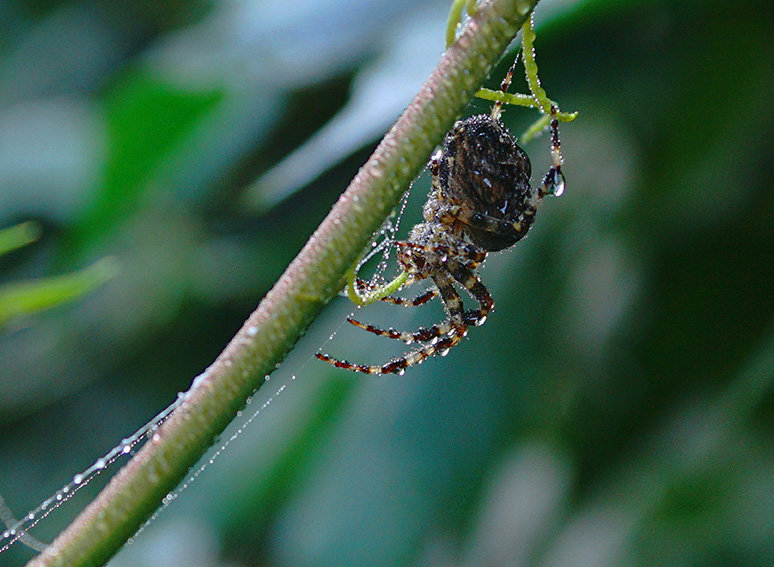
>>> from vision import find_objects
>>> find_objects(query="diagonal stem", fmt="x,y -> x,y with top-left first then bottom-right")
26,1 -> 539,565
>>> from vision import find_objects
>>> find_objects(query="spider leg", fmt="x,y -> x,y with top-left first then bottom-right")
316,271 -> 468,374
538,106 -> 566,198
445,260 -> 494,326
353,275 -> 437,307
315,329 -> 464,375
380,288 -> 438,307
346,316 -> 451,344
347,259 -> 487,343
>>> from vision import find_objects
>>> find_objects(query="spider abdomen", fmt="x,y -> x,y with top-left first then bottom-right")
435,114 -> 537,251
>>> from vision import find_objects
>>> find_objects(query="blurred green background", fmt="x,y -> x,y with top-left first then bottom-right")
1,0 -> 772,565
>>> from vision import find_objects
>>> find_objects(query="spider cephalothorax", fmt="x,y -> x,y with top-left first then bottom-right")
316,14 -> 574,375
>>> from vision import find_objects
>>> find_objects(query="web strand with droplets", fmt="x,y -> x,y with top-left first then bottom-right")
0,186 -> 417,557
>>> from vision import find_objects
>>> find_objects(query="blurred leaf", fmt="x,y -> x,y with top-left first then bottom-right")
0,221 -> 41,256
0,256 -> 119,328
243,7 -> 445,211
68,70 -> 223,254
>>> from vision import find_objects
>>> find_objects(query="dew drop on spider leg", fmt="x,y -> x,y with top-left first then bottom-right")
547,169 -> 566,197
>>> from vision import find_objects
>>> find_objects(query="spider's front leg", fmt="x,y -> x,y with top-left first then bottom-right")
316,271 -> 468,374
445,259 -> 494,327
538,106 -> 566,198
346,313 -> 453,345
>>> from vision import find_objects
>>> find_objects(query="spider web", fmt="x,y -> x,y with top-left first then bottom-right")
350,184 -> 414,294
0,396 -> 180,553
0,374 -> 300,558
0,185 -> 420,559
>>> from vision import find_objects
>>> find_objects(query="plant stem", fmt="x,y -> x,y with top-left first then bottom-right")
26,1 -> 538,565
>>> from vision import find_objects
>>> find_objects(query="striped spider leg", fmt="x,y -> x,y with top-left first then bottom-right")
345,241 -> 490,345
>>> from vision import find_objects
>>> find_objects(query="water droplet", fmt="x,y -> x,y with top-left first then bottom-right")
439,349 -> 450,357
95,458 -> 107,469
26,513 -> 35,521
551,170 -> 566,197
55,493 -> 63,501
246,325 -> 258,336
397,369 -> 406,376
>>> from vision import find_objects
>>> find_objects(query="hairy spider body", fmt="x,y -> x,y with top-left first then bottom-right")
316,14 -> 573,375
316,113 -> 558,375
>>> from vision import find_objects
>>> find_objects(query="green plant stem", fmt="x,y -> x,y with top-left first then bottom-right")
26,1 -> 539,565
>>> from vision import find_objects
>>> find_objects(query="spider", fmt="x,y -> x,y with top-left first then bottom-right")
317,14 -> 576,375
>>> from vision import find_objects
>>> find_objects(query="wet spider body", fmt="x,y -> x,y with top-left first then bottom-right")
316,17 -> 572,375
418,114 -> 536,255
317,112 -> 562,375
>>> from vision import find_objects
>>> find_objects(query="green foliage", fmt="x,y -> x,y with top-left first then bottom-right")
69,72 -> 224,254
0,223 -> 117,328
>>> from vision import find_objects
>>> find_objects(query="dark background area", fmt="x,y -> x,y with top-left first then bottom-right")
1,0 -> 771,565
